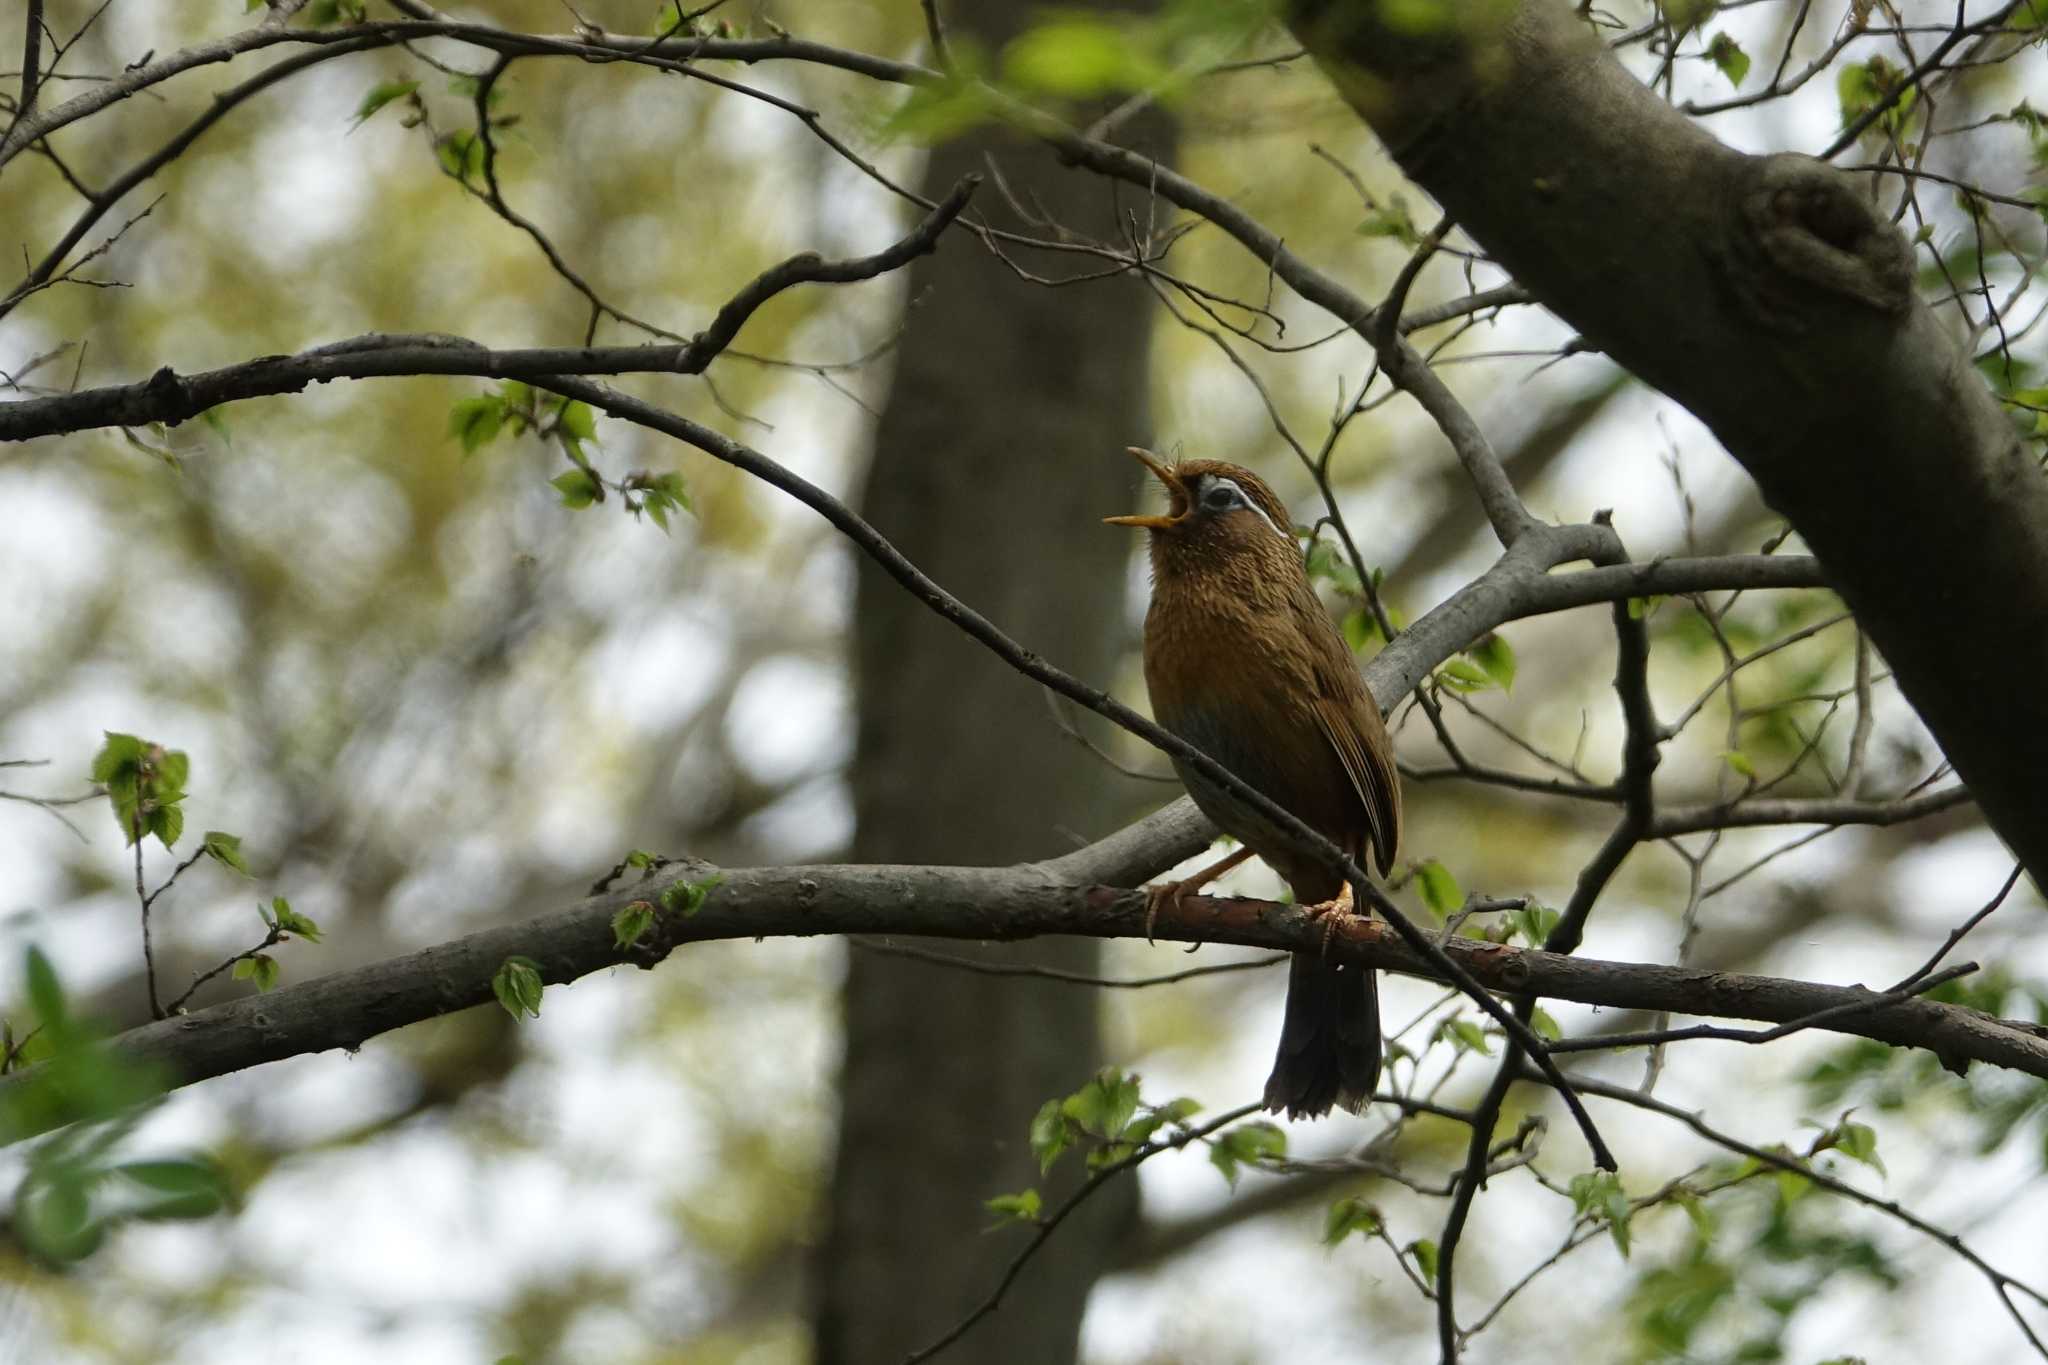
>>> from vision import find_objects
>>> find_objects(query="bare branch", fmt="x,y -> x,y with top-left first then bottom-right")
0,178 -> 980,441
12,863 -> 2048,1149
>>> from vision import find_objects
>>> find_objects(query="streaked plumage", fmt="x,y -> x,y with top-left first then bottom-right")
1107,452 -> 1401,1118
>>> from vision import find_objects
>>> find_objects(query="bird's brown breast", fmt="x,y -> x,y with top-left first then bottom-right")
1142,567 -> 1380,900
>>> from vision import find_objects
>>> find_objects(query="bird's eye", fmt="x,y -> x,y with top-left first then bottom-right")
1202,482 -> 1244,512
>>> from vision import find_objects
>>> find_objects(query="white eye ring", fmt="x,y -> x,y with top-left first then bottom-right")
1197,477 -> 1288,541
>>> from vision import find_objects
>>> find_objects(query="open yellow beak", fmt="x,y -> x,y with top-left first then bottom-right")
1102,447 -> 1188,529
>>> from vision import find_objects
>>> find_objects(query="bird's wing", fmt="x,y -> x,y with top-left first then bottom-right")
1309,687 -> 1402,878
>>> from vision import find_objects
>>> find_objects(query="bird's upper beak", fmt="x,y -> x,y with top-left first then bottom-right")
1102,447 -> 1188,529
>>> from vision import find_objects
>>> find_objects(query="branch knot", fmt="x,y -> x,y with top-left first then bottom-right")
1728,154 -> 1914,328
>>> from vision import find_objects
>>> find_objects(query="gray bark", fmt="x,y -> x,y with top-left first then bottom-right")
15,850 -> 2047,1145
1291,0 -> 2048,879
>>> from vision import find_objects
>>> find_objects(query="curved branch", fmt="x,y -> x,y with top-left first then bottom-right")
8,860 -> 2048,1145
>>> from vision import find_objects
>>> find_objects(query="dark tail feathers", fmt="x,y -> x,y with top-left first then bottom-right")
1262,953 -> 1380,1119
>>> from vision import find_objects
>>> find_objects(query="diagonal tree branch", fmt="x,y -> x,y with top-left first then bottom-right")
1287,0 -> 2048,884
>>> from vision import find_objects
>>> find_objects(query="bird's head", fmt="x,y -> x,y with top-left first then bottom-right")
1104,448 -> 1299,578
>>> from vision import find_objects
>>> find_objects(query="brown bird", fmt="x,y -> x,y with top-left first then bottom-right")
1106,449 -> 1402,1118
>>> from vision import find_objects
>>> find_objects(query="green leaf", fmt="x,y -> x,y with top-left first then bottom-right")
551,468 -> 602,509
554,399 -> 596,443
983,1188 -> 1042,1225
447,395 -> 506,456
1030,1097 -> 1075,1174
1415,859 -> 1462,919
1722,749 -> 1757,780
1435,658 -> 1497,694
201,831 -> 252,877
492,955 -> 545,1020
1705,31 -> 1749,89
305,0 -> 368,26
1208,1119 -> 1286,1188
446,73 -> 512,110
232,954 -> 280,992
612,900 -> 656,950
1824,1117 -> 1887,1176
16,1174 -> 103,1261
1001,17 -> 1169,99
1662,0 -> 1716,31
1836,57 -> 1916,135
1323,1196 -> 1382,1244
1569,1170 -> 1635,1257
1303,540 -> 1365,597
434,129 -> 487,183
1465,633 -> 1516,691
1340,608 -> 1380,653
629,471 -> 694,534
93,733 -> 186,846
1530,1005 -> 1562,1042
651,0 -> 689,34
90,732 -> 143,785
25,947 -> 66,1031
1506,902 -> 1561,948
1356,195 -> 1421,245
1627,594 -> 1665,620
1672,1187 -> 1715,1239
351,79 -> 420,128
270,897 -> 322,944
1409,1238 -> 1439,1281
1062,1068 -> 1142,1139
659,874 -> 722,917
1437,1018 -> 1492,1056
148,801 -> 184,850
878,72 -> 998,144
1118,1096 -> 1204,1150
116,1159 -> 228,1221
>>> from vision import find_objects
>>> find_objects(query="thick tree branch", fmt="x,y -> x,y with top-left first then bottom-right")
1288,0 -> 2048,882
8,860 -> 2048,1145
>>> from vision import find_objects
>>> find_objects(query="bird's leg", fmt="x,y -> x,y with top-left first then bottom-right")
1143,846 -> 1255,944
1299,882 -> 1357,957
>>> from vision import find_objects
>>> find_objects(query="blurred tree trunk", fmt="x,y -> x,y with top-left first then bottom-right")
813,12 -> 1172,1365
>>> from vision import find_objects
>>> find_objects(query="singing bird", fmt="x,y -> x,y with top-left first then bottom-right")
1106,449 -> 1401,1118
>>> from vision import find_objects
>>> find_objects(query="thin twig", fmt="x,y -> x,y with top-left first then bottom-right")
905,1103 -> 1264,1363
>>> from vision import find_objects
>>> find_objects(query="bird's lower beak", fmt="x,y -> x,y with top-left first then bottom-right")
1102,446 -> 1188,529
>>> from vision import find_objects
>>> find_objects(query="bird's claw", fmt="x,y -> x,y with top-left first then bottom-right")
1300,884 -> 1360,960
1139,846 -> 1254,949
1142,880 -> 1187,946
